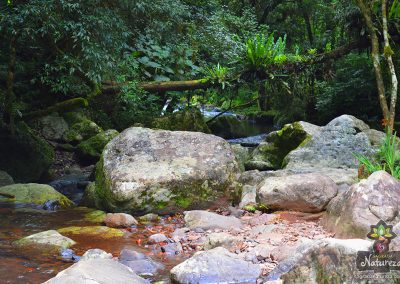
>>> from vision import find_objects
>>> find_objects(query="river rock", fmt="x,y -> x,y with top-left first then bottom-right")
43,259 -> 148,284
284,115 -> 375,170
208,115 -> 248,139
81,249 -> 113,260
231,144 -> 251,172
63,119 -> 103,144
104,213 -> 138,228
152,108 -> 211,133
184,210 -> 243,230
0,122 -> 55,182
148,233 -> 168,244
245,121 -> 320,171
170,247 -> 261,283
264,238 -> 372,283
257,173 -> 338,213
87,127 -> 240,214
13,230 -> 76,252
322,171 -> 400,238
119,249 -> 164,277
57,226 -> 124,239
34,113 -> 69,141
0,183 -> 73,208
239,185 -> 257,209
203,232 -> 241,250
0,170 -> 14,187
76,129 -> 119,163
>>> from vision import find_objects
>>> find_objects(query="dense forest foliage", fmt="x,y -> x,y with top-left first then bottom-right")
1,0 -> 399,131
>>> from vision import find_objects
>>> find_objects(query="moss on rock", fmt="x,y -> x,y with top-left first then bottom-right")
208,115 -> 248,139
0,183 -> 74,208
0,122 -> 55,182
77,129 -> 119,163
63,119 -> 103,144
57,226 -> 124,238
152,108 -> 210,133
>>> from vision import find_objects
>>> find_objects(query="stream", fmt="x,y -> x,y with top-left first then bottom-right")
0,109 -> 275,283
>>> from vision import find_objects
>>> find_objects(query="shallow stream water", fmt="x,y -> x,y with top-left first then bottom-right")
0,201 -> 187,283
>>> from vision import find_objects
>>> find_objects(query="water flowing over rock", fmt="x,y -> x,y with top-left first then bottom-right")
170,247 -> 261,283
184,210 -> 243,230
264,238 -> 373,283
323,171 -> 400,238
87,127 -> 240,214
257,173 -> 338,213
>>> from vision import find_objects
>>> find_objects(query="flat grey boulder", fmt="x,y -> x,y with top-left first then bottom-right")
265,238 -> 373,283
203,232 -> 241,250
88,127 -> 240,214
119,249 -> 164,277
258,173 -> 338,213
170,247 -> 261,284
323,171 -> 400,238
184,210 -> 243,230
43,259 -> 148,284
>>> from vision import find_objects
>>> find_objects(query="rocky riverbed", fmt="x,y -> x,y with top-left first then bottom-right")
2,114 -> 400,283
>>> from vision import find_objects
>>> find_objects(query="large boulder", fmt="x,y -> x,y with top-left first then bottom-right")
257,173 -> 338,213
76,129 -> 119,163
264,238 -> 373,283
322,171 -> 400,238
87,127 -> 240,214
170,247 -> 261,283
0,183 -> 73,208
152,108 -> 210,133
0,122 -> 55,182
119,249 -> 164,277
43,258 -> 148,284
245,121 -> 320,170
284,115 -> 375,170
184,210 -> 243,230
13,230 -> 76,252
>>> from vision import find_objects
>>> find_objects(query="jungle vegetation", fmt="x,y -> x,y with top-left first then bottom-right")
1,0 -> 400,131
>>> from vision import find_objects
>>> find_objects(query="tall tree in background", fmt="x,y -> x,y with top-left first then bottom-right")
355,0 -> 398,130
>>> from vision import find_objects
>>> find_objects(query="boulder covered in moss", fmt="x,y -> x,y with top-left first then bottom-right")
57,226 -> 124,239
85,127 -> 240,214
62,119 -> 103,144
152,108 -> 210,133
208,115 -> 248,139
0,183 -> 74,208
245,121 -> 320,170
33,113 -> 69,141
13,230 -> 76,252
77,129 -> 119,163
0,122 -> 55,182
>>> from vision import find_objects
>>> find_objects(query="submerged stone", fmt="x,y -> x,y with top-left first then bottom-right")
57,226 -> 124,239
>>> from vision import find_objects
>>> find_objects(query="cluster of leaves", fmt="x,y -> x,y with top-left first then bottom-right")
354,129 -> 400,179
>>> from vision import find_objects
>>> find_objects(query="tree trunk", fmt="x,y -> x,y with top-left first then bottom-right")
4,36 -> 17,134
102,79 -> 210,94
258,83 -> 269,111
356,0 -> 390,123
382,0 -> 398,131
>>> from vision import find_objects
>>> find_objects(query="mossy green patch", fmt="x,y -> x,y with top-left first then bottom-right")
63,119 -> 103,144
57,226 -> 124,238
152,108 -> 211,133
77,129 -> 119,162
0,183 -> 73,208
84,210 -> 106,223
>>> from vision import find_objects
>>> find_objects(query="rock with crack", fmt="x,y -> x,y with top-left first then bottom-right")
170,247 -> 261,283
322,171 -> 400,238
